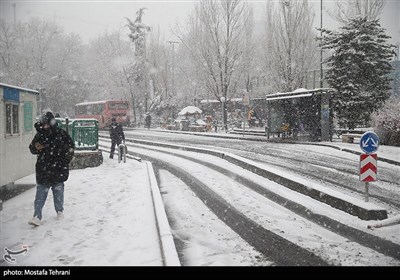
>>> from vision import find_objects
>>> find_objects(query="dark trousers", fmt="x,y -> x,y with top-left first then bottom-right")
110,140 -> 121,158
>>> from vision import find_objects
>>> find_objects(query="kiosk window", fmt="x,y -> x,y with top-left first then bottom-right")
5,103 -> 19,135
24,101 -> 33,132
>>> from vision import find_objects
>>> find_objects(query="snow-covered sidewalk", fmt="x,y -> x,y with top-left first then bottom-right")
321,140 -> 400,163
0,157 -> 164,266
147,128 -> 400,164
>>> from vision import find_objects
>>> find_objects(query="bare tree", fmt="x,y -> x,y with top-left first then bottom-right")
262,0 -> 317,93
146,26 -> 172,111
242,6 -> 255,95
328,0 -> 386,24
0,20 -> 17,83
109,28 -> 140,124
176,0 -> 254,127
0,18 -> 59,88
0,18 -> 87,115
46,32 -> 86,115
85,30 -> 135,101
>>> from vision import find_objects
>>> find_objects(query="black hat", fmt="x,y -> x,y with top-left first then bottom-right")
39,112 -> 56,126
111,117 -> 116,122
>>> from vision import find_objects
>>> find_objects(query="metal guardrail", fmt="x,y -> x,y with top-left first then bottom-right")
56,118 -> 99,150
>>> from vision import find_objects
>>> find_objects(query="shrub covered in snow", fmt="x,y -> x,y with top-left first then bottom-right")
371,97 -> 400,146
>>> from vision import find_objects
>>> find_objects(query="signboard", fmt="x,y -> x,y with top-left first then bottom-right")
360,131 -> 379,154
3,87 -> 19,102
359,154 -> 377,182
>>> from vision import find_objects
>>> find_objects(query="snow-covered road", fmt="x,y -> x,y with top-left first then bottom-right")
105,137 -> 400,266
118,129 -> 400,213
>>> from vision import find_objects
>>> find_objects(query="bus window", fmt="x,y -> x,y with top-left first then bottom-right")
87,104 -> 93,114
76,105 -> 84,115
99,104 -> 104,114
109,102 -> 129,110
93,104 -> 104,114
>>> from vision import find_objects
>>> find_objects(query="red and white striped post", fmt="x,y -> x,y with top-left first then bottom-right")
359,153 -> 377,202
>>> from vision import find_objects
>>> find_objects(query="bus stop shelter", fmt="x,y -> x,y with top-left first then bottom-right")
265,88 -> 336,141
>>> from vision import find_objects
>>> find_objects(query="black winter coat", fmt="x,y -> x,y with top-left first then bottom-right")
145,115 -> 151,126
29,123 -> 75,185
109,122 -> 125,143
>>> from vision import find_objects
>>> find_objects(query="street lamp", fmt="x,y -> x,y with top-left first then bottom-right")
220,96 -> 226,133
188,81 -> 197,106
167,41 -> 179,96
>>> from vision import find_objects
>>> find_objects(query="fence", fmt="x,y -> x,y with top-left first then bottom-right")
56,118 -> 99,150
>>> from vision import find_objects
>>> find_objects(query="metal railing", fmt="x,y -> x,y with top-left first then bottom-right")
118,143 -> 127,163
56,118 -> 99,150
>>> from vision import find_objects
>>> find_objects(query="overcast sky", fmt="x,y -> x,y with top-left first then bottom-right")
0,0 -> 399,45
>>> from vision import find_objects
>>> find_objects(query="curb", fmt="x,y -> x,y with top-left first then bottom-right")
146,161 -> 181,266
223,152 -> 388,221
126,138 -> 388,220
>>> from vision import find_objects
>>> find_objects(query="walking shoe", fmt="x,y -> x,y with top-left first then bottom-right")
56,211 -> 64,220
28,217 -> 41,226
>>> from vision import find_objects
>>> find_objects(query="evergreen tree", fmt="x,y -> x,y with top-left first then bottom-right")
319,17 -> 395,129
126,8 -> 151,125
126,8 -> 151,58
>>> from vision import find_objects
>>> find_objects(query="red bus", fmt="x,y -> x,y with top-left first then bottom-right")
75,100 -> 131,128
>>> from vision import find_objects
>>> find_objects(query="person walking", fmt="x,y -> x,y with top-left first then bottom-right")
109,117 -> 125,159
28,112 -> 75,226
212,118 -> 218,132
145,113 -> 152,129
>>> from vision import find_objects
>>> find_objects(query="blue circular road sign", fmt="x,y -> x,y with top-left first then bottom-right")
360,131 -> 379,154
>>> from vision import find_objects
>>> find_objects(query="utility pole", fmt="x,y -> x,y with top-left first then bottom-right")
167,41 -> 179,97
320,0 -> 330,142
12,3 -> 16,25
320,0 -> 323,90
